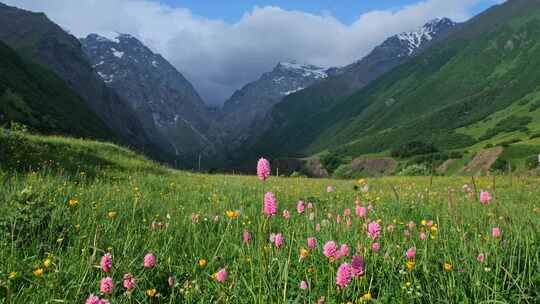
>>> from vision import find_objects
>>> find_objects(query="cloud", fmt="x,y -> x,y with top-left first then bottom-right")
4,0 -> 499,105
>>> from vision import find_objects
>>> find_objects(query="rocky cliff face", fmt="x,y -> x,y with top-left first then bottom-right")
80,33 -> 219,166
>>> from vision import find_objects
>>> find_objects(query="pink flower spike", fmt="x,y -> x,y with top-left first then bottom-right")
351,255 -> 365,277
367,221 -> 381,239
299,280 -> 308,290
86,294 -> 101,304
257,158 -> 271,181
263,192 -> 278,216
282,209 -> 290,219
307,237 -> 317,249
100,277 -> 114,294
343,208 -> 351,217
477,253 -> 486,263
326,185 -> 334,193
406,247 -> 416,259
419,232 -> 428,241
335,263 -> 352,288
371,242 -> 381,252
492,227 -> 501,238
100,253 -> 112,273
144,253 -> 156,268
356,206 -> 367,218
480,190 -> 491,205
98,300 -> 110,304
243,230 -> 252,243
297,201 -> 305,214
168,275 -> 175,287
323,241 -> 337,258
122,273 -> 136,291
215,268 -> 227,282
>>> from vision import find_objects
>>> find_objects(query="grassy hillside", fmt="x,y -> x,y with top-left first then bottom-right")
0,41 -> 114,139
252,0 -> 540,170
0,130 -> 539,303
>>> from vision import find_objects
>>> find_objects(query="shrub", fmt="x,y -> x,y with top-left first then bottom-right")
319,151 -> 346,174
398,164 -> 430,176
525,155 -> 539,170
479,116 -> 532,140
390,141 -> 438,158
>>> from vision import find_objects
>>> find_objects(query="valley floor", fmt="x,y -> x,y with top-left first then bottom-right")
0,130 -> 539,303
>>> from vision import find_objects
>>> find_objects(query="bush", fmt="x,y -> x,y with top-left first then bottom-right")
525,155 -> 539,170
490,158 -> 515,173
398,164 -> 430,176
479,116 -> 532,140
319,151 -> 346,174
390,141 -> 438,158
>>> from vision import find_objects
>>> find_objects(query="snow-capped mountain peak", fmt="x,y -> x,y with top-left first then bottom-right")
277,61 -> 329,79
397,17 -> 456,55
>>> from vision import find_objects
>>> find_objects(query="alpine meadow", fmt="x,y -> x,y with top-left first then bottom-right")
1,0 -> 540,303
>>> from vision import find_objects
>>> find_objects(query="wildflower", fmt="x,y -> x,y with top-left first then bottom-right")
146,288 -> 158,297
257,158 -> 271,181
44,258 -> 52,268
307,202 -> 314,209
263,192 -> 278,216
100,277 -> 114,294
336,263 -> 352,288
68,199 -> 79,206
8,271 -> 17,280
351,255 -> 365,277
107,211 -> 117,219
443,262 -> 453,272
407,221 -> 416,230
315,223 -> 321,231
420,220 -> 427,226
419,232 -> 427,241
371,242 -> 381,252
100,253 -> 112,272
123,273 -> 136,291
344,208 -> 351,217
323,241 -> 337,258
299,280 -> 308,290
307,237 -> 317,249
480,191 -> 491,205
168,275 -> 175,287
270,233 -> 284,248
355,206 -> 367,218
299,248 -> 309,260
243,230 -> 251,243
326,185 -> 334,193
367,221 -> 381,239
33,268 -> 44,277
282,209 -> 290,219
362,292 -> 373,301
297,201 -> 305,214
492,227 -> 501,238
335,244 -> 349,259
336,214 -> 342,224
477,253 -> 485,263
86,294 -> 101,304
406,247 -> 416,259
225,210 -> 239,219
405,260 -> 415,270
214,268 -> 228,282
144,253 -> 156,268
198,259 -> 207,268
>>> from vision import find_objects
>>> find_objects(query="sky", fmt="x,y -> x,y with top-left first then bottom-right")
5,0 -> 505,105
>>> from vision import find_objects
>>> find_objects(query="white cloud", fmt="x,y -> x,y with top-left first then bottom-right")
3,0 -> 499,105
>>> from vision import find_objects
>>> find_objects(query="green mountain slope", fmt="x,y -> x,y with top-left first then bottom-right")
0,41 -> 114,140
253,0 -> 540,164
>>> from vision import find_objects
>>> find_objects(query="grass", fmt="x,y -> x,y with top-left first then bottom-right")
0,130 -> 539,303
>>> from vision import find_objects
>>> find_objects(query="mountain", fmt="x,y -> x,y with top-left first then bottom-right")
0,40 -> 113,139
80,33 -> 218,166
242,18 -> 457,161
208,61 -> 335,153
253,0 -> 540,174
0,3 -> 155,155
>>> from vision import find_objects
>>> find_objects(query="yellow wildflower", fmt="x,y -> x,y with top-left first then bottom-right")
44,258 -> 52,268
299,248 -> 309,259
68,199 -> 79,206
225,210 -> 239,219
198,259 -> 207,268
362,292 -> 373,301
406,260 -> 415,270
33,268 -> 44,277
444,262 -> 453,272
107,211 -> 117,219
146,288 -> 159,297
8,272 -> 17,280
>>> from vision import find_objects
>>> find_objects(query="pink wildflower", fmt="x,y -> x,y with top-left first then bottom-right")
100,253 -> 112,273
419,232 -> 427,241
282,209 -> 290,219
307,237 -> 317,249
122,273 -> 136,291
323,241 -> 337,258
344,208 -> 351,217
100,277 -> 114,294
371,242 -> 381,252
315,223 -> 321,231
215,268 -> 227,282
257,158 -> 271,181
243,230 -> 252,243
480,190 -> 491,205
86,294 -> 101,304
270,233 -> 284,248
356,206 -> 367,218
168,275 -> 175,287
307,202 -> 314,209
144,253 -> 156,269
297,201 -> 305,214
263,192 -> 278,216
406,247 -> 416,259
351,255 -> 365,277
336,214 -> 341,224
299,280 -> 308,290
335,244 -> 349,259
326,185 -> 334,193
477,253 -> 485,263
335,263 -> 352,288
367,221 -> 381,239
492,227 -> 501,238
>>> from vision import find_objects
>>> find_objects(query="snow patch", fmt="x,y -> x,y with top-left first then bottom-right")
110,48 -> 124,58
279,61 -> 328,79
282,87 -> 304,95
96,31 -> 120,43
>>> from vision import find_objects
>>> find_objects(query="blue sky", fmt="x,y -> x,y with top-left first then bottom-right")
157,0 -> 500,24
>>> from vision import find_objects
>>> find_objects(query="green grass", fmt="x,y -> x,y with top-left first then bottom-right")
1,130 -> 539,303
